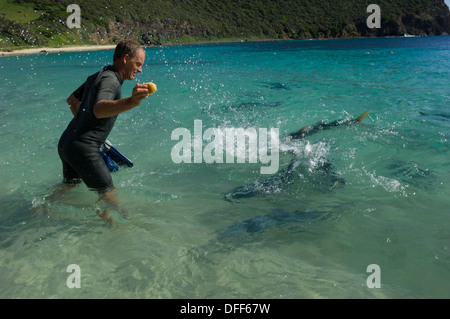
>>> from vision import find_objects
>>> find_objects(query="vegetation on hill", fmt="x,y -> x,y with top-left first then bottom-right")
1,0 -> 449,50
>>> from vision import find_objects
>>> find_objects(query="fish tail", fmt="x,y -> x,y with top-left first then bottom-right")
355,111 -> 372,122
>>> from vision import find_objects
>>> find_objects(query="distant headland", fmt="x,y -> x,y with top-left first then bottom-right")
1,0 -> 449,52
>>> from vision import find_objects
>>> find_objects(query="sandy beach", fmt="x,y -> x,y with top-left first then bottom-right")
0,44 -> 117,57
0,39 -> 288,57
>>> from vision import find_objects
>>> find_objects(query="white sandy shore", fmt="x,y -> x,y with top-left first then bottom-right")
0,38 -> 295,57
0,44 -> 117,57
0,39 -> 278,57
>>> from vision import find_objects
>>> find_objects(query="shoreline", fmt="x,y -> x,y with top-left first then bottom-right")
0,34 -> 443,57
0,44 -> 117,57
0,39 -> 285,57
0,38 -> 286,57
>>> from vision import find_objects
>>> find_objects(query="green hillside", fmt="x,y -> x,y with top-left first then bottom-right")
1,0 -> 449,49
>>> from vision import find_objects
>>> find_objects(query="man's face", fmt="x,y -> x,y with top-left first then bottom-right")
124,49 -> 146,81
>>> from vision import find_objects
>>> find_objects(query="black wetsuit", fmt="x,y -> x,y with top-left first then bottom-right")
58,65 -> 123,192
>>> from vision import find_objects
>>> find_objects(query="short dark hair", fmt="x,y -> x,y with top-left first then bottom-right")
113,40 -> 143,61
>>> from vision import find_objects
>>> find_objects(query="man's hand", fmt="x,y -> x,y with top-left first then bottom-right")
130,84 -> 150,106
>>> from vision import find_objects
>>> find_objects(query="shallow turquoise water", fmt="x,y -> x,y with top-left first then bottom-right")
0,37 -> 449,298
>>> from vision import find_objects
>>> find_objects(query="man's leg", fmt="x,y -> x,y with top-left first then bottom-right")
45,182 -> 79,203
96,190 -> 129,226
45,160 -> 82,203
67,152 -> 129,225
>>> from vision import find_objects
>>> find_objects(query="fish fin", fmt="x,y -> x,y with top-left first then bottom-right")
355,111 -> 372,122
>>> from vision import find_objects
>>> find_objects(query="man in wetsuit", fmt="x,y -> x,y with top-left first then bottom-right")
57,40 -> 150,221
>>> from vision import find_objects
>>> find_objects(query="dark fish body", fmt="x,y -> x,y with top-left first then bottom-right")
223,111 -> 371,201
224,159 -> 345,201
288,111 -> 372,140
224,161 -> 295,201
419,112 -> 450,120
217,209 -> 328,241
232,101 -> 281,109
264,82 -> 292,90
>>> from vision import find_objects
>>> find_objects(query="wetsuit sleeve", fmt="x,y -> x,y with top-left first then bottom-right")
95,73 -> 121,103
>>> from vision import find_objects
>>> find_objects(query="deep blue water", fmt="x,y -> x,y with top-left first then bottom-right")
0,36 -> 449,298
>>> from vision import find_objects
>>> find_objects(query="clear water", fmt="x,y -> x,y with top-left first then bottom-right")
1,37 -> 449,298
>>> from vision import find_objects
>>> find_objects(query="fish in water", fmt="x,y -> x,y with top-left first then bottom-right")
264,82 -> 292,90
231,101 -> 282,109
223,111 -> 371,201
216,208 -> 330,243
224,160 -> 296,201
182,209 -> 332,261
386,160 -> 436,190
288,111 -> 372,140
223,158 -> 345,201
419,112 -> 450,120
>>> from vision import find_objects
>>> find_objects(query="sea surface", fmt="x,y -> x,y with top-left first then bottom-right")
0,36 -> 449,298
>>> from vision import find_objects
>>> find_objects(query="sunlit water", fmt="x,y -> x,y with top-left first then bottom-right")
1,37 -> 449,298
